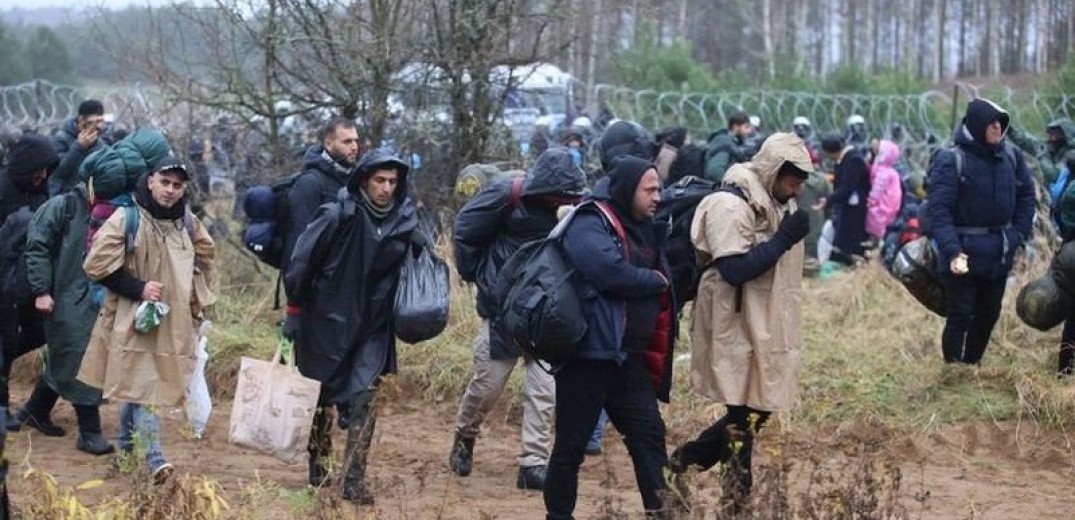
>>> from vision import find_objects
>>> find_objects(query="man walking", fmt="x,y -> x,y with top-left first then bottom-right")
669,132 -> 813,514
545,155 -> 677,519
79,157 -> 216,482
449,147 -> 586,490
284,149 -> 423,504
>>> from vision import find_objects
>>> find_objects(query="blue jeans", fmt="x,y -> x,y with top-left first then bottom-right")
118,403 -> 167,471
588,410 -> 609,449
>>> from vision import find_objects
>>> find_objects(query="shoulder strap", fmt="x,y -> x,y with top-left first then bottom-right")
123,206 -> 139,253
508,177 -> 524,210
715,185 -> 748,202
592,201 -> 630,261
953,147 -> 964,180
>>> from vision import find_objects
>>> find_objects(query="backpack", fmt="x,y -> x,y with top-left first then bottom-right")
656,177 -> 749,307
494,201 -> 626,364
79,196 -> 195,307
666,143 -> 707,185
242,172 -> 323,269
0,207 -> 35,303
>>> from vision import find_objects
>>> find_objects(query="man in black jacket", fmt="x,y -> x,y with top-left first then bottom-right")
284,149 -> 421,504
284,117 -> 362,274
449,148 -> 586,490
821,134 -> 870,265
50,100 -> 106,196
0,135 -> 62,436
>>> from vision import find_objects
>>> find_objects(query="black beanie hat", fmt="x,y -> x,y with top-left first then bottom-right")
7,135 -> 59,187
599,120 -> 657,171
78,100 -> 104,117
820,133 -> 845,153
607,155 -> 655,218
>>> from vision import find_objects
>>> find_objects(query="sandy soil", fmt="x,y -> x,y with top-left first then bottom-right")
4,384 -> 1074,520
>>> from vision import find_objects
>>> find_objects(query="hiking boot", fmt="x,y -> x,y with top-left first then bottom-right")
448,432 -> 475,477
16,409 -> 66,437
76,433 -> 116,456
342,479 -> 375,505
585,442 -> 602,456
3,409 -> 19,432
516,465 -> 546,490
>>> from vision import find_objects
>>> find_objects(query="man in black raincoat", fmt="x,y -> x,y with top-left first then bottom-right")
284,148 -> 422,505
449,147 -> 587,490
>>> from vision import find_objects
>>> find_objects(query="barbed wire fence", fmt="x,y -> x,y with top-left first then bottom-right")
5,79 -> 1075,183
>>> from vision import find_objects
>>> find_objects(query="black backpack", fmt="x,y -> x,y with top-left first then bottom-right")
0,206 -> 35,303
666,143 -> 707,185
495,201 -> 626,364
655,176 -> 722,307
242,172 -> 323,269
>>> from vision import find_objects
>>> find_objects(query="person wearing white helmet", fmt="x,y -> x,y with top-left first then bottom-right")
844,114 -> 869,152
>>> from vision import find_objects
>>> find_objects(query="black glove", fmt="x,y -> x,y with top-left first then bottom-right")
282,313 -> 301,341
774,209 -> 810,246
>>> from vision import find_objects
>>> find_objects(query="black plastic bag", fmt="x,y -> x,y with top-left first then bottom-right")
394,246 -> 450,343
891,237 -> 946,317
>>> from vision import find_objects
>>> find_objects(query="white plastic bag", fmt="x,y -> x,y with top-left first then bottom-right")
134,301 -> 171,333
185,321 -> 213,438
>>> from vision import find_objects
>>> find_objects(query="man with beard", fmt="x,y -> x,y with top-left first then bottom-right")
285,117 -> 363,274
284,149 -> 424,504
544,155 -> 677,519
670,133 -> 812,515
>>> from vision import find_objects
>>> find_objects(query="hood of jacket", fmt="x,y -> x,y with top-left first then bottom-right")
1047,118 -> 1075,150
522,147 -> 588,199
7,134 -> 59,191
347,147 -> 410,203
961,97 -> 1010,148
303,144 -> 352,183
723,132 -> 812,231
599,120 -> 656,171
873,140 -> 901,169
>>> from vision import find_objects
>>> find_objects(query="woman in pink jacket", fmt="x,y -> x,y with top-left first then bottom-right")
867,140 -> 903,240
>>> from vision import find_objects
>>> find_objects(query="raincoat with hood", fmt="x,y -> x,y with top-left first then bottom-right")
927,98 -> 1035,280
453,147 -> 587,359
867,140 -> 904,239
284,149 -> 420,407
78,173 -> 217,407
1010,117 -> 1075,186
689,132 -> 809,412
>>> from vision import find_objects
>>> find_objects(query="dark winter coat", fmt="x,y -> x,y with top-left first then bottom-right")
24,185 -> 101,405
703,129 -> 742,183
0,134 -> 57,222
826,147 -> 871,258
454,148 -> 586,359
927,101 -> 1036,280
51,118 -> 105,196
561,156 -> 676,402
284,145 -> 352,273
284,149 -> 419,407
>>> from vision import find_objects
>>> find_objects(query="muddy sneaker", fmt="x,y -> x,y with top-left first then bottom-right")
516,465 -> 546,490
152,462 -> 174,485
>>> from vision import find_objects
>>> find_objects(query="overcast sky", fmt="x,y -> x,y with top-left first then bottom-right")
0,0 -> 176,8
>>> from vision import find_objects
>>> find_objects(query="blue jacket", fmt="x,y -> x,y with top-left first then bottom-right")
560,200 -> 677,400
927,127 -> 1036,279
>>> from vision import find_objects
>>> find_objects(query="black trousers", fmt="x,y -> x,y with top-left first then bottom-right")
940,275 -> 1007,364
671,405 -> 771,498
0,303 -> 47,408
544,355 -> 667,520
1060,302 -> 1075,375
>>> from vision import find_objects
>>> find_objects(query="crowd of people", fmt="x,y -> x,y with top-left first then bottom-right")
0,93 -> 1070,519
